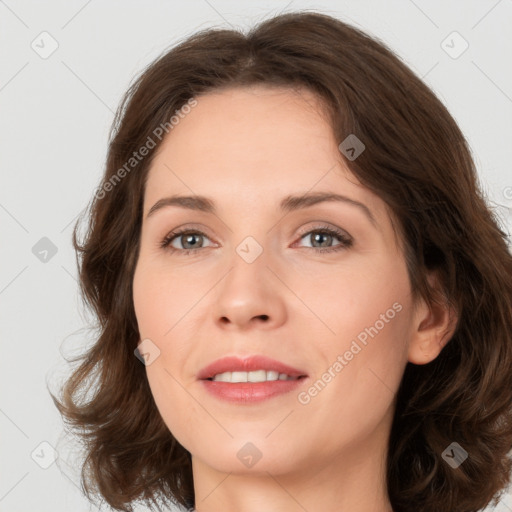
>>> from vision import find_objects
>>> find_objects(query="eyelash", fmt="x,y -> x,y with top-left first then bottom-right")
159,224 -> 353,256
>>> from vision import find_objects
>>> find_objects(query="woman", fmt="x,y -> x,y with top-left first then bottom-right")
51,11 -> 512,512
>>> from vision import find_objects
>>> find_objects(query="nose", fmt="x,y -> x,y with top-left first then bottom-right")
212,251 -> 287,331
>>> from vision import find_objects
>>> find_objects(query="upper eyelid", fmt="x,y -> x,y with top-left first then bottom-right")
164,223 -> 348,237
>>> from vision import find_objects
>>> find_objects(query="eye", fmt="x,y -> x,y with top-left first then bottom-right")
159,224 -> 353,255
159,229 -> 214,255
295,224 -> 353,253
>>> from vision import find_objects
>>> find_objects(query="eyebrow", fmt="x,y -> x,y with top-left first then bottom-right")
146,192 -> 377,227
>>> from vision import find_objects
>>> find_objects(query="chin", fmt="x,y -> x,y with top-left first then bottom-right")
187,436 -> 299,475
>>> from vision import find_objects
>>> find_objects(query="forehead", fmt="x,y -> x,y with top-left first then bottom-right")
144,86 -> 383,219
151,85 -> 335,170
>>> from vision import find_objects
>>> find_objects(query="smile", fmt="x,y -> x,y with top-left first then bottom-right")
208,370 -> 302,382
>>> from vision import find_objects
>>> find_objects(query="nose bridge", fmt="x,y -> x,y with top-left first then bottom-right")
234,233 -> 266,266
221,207 -> 272,269
224,231 -> 271,298
211,231 -> 287,329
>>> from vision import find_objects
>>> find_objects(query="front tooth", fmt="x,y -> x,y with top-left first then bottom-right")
211,370 -> 293,382
248,370 -> 267,382
231,371 -> 248,383
266,371 -> 279,381
213,371 -> 232,382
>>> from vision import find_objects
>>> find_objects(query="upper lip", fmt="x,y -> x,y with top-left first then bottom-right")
197,355 -> 308,380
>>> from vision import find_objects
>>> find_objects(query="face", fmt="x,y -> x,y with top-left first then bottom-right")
133,85 -> 418,477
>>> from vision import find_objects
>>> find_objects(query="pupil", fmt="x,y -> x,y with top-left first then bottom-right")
183,234 -> 201,249
313,232 -> 331,247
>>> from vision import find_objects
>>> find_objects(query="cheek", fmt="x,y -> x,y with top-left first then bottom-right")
133,266 -> 195,390
292,252 -> 409,347
319,304 -> 411,431
132,255 -> 198,338
145,361 -> 203,451
299,255 -> 412,409
133,258 -> 203,447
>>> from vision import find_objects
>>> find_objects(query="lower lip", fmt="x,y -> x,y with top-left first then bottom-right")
200,378 -> 306,403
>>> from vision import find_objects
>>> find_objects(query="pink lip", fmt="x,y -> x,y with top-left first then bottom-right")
197,355 -> 308,404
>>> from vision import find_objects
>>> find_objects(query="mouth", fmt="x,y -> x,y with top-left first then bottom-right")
197,355 -> 308,403
205,370 -> 307,383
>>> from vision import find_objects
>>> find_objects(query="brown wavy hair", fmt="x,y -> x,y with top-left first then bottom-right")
50,10 -> 512,512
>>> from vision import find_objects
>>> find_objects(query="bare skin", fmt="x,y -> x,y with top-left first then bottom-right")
132,85 -> 456,512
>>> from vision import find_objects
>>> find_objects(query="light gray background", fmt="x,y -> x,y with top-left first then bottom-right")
1,1 -> 511,511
